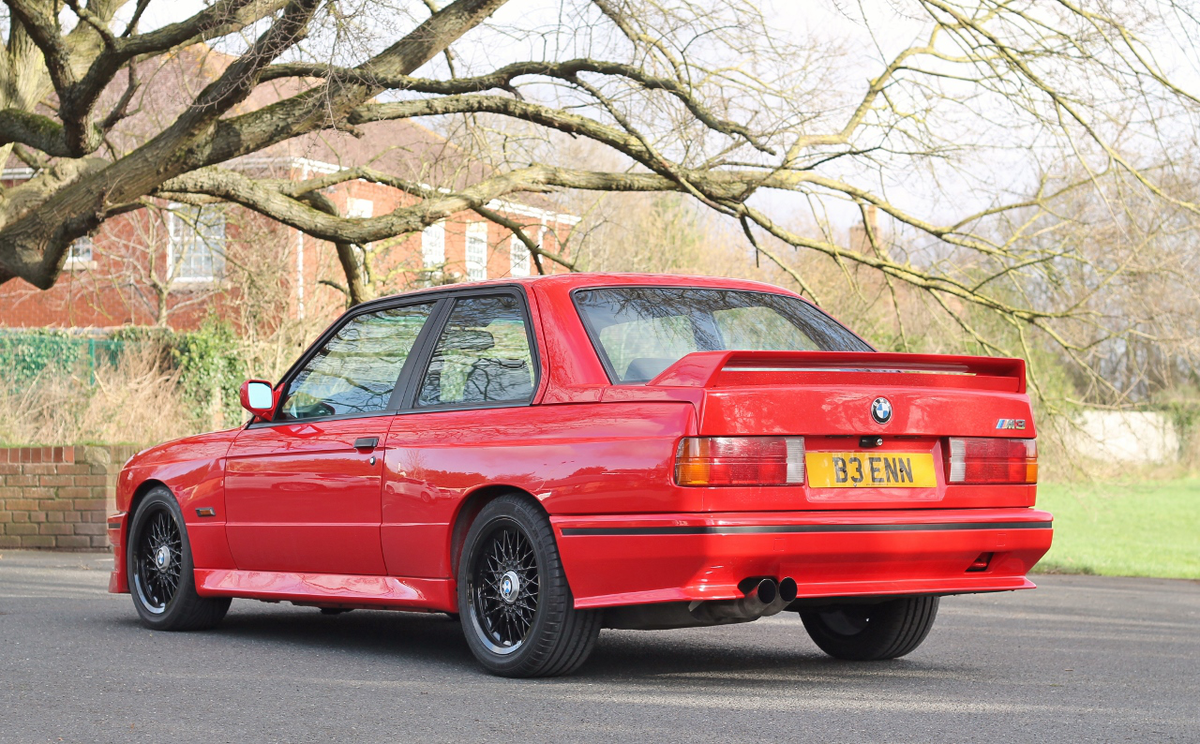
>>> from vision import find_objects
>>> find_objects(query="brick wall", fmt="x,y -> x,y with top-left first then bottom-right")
0,446 -> 141,551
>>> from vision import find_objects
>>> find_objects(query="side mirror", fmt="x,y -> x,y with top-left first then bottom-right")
239,379 -> 277,421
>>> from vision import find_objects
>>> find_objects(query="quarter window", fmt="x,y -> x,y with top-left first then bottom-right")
417,295 -> 535,407
280,303 -> 436,420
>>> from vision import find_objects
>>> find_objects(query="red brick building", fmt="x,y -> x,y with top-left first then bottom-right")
0,48 -> 577,331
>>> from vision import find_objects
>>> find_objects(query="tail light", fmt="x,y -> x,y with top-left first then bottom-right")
946,437 -> 1037,484
675,436 -> 805,486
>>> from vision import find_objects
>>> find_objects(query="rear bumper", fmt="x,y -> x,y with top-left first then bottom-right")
552,508 -> 1053,609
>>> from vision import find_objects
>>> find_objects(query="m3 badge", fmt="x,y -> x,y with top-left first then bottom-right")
996,419 -> 1027,430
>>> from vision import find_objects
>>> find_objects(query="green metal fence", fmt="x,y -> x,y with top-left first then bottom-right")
0,332 -> 129,389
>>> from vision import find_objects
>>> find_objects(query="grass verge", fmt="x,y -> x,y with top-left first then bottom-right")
1032,478 -> 1200,579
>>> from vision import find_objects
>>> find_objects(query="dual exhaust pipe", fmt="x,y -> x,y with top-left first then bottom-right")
690,576 -> 798,625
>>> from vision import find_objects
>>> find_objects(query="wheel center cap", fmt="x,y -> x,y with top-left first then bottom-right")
155,545 -> 171,571
499,570 -> 520,604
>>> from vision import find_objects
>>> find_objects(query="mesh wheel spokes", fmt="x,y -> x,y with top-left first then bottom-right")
472,524 -> 539,652
134,509 -> 183,614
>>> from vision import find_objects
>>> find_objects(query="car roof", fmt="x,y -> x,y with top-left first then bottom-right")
369,272 -> 806,303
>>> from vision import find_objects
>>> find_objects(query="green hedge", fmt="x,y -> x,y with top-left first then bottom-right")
2,321 -> 247,428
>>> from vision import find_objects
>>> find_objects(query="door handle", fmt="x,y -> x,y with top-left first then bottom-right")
354,437 -> 379,450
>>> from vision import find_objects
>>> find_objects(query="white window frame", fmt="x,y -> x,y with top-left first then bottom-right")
465,222 -> 489,281
167,203 -> 226,283
64,236 -> 95,271
421,221 -> 446,268
345,197 -> 373,219
509,234 -> 530,277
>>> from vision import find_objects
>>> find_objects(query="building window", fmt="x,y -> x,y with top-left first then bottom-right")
168,203 -> 226,282
421,221 -> 445,268
64,236 -> 94,270
465,222 -> 488,281
509,234 -> 530,277
345,197 -> 373,219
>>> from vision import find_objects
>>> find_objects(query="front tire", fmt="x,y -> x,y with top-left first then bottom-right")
799,596 -> 939,660
126,487 -> 230,631
457,495 -> 601,677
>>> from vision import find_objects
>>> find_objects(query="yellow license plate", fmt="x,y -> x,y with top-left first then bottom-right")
806,452 -> 937,488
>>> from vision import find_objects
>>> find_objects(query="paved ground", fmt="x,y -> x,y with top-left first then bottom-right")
0,551 -> 1196,743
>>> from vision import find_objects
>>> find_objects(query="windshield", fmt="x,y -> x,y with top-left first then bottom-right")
574,287 -> 872,383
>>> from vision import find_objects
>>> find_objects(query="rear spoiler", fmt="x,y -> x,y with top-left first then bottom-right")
648,351 -> 1026,394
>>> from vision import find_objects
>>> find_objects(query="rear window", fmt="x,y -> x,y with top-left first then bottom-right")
574,287 -> 872,383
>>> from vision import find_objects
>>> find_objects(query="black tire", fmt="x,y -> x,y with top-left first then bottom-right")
799,596 -> 939,660
457,494 -> 601,677
126,487 -> 231,631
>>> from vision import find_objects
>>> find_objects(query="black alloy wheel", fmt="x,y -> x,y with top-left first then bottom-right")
472,523 -> 540,652
126,487 -> 230,631
799,596 -> 940,660
133,506 -> 182,614
458,494 -> 601,677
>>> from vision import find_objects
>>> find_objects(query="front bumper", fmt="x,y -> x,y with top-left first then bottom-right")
107,512 -> 127,594
552,508 -> 1052,609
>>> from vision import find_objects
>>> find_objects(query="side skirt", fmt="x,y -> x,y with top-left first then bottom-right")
194,569 -> 457,613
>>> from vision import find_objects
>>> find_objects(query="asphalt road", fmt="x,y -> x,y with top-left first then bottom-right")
0,551 -> 1196,744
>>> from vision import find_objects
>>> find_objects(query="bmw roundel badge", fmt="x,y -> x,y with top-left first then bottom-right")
871,397 -> 893,424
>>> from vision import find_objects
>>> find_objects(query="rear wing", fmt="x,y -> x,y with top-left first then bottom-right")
648,351 -> 1026,394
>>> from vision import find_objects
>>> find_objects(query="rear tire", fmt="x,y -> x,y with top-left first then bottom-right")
126,487 -> 230,631
457,494 -> 601,677
799,596 -> 939,660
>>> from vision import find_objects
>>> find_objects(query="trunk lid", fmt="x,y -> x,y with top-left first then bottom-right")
639,350 -> 1037,511
648,350 -> 1034,438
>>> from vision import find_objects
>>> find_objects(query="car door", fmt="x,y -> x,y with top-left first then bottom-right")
225,300 -> 440,576
381,290 -> 540,578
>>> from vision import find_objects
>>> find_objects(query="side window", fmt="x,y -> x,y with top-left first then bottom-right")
280,303 -> 436,420
417,295 -> 535,407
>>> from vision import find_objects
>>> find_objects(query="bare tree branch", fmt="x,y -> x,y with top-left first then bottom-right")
0,0 -> 1195,410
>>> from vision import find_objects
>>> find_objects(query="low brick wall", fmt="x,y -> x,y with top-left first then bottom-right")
0,445 -> 142,551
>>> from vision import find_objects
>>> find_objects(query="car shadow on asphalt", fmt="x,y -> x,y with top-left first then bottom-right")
213,604 -> 481,665
148,603 -> 956,683
579,630 -> 957,686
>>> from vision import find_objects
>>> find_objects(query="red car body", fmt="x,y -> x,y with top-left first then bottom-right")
108,273 -> 1052,674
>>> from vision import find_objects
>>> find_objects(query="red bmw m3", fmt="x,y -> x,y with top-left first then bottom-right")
108,273 -> 1051,677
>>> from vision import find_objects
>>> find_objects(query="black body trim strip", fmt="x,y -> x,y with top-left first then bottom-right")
559,520 -> 1052,537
